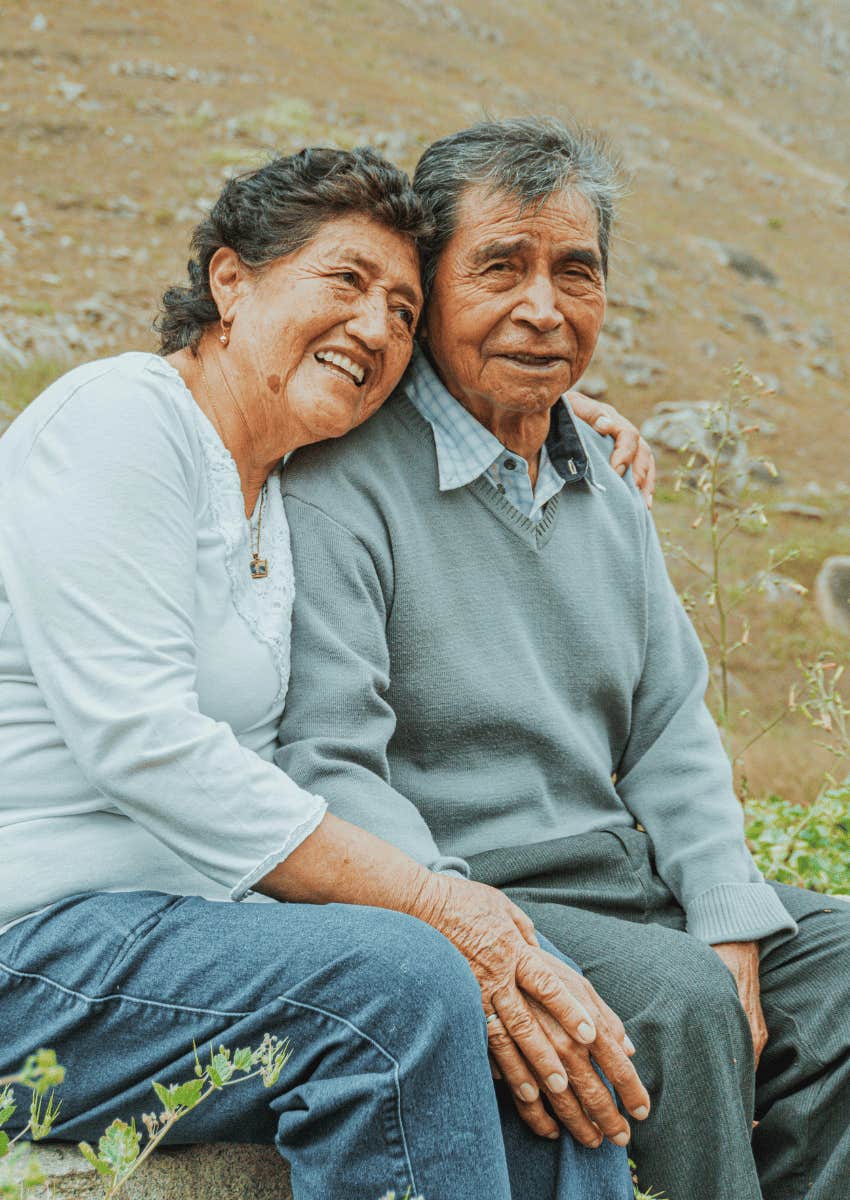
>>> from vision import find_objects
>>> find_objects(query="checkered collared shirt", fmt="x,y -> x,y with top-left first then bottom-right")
404,346 -> 601,522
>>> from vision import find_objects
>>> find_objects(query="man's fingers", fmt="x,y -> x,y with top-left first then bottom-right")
590,1030 -> 651,1121
564,1057 -> 632,1145
487,1015 -> 544,1106
544,1078 -> 607,1148
490,990 -> 570,1097
637,439 -> 656,508
514,956 -> 597,1045
609,425 -> 640,476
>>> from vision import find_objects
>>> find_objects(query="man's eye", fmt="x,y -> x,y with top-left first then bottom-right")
334,270 -> 359,286
394,307 -> 415,329
486,262 -> 512,273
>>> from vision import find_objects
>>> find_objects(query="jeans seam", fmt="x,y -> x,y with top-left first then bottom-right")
0,963 -> 418,1193
93,896 -> 186,989
277,995 -> 417,1195
0,961 -> 253,1018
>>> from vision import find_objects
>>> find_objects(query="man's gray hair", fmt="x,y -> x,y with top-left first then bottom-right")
412,116 -> 622,299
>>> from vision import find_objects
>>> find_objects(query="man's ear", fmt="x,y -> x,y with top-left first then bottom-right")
208,246 -> 248,324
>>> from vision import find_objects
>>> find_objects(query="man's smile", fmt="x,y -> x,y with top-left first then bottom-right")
493,352 -> 568,371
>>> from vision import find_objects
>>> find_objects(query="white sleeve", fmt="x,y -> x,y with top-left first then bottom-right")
0,362 -> 325,898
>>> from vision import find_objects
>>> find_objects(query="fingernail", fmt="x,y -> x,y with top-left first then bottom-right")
647,495 -> 654,508
547,1130 -> 560,1140
616,464 -> 626,476
623,1034 -> 636,1054
519,1083 -> 538,1102
633,1105 -> 649,1120
577,1021 -> 596,1043
613,1130 -> 631,1147
595,417 -> 612,431
547,1072 -> 568,1093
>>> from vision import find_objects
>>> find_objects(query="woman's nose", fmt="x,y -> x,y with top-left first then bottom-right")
346,294 -> 390,350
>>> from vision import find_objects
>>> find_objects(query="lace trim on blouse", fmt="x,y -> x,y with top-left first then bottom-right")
155,357 -> 294,705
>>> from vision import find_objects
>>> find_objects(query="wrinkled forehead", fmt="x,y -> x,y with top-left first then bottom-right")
449,183 -> 600,254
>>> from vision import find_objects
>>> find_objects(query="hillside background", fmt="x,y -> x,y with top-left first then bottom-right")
1,0 -> 848,808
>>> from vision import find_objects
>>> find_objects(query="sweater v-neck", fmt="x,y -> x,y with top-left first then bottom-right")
395,392 -> 565,551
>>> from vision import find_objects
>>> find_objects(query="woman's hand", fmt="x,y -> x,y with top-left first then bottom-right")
499,952 -> 651,1146
567,391 -> 656,508
410,874 -> 604,1112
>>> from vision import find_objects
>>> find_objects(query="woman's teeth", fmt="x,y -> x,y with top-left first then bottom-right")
315,351 -> 365,385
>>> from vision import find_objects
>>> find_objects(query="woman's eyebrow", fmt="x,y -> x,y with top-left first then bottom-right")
335,248 -> 422,306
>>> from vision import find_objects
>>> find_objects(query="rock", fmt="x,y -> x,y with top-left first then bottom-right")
30,12 -> 47,31
774,502 -> 826,519
574,374 -> 608,399
55,80 -> 86,103
815,557 -> 850,635
10,1142 -> 290,1200
740,308 -> 770,336
722,247 -> 779,286
756,571 -> 807,605
811,355 -> 844,381
11,202 -> 30,224
602,315 -> 635,349
641,401 -> 748,479
618,356 -> 666,387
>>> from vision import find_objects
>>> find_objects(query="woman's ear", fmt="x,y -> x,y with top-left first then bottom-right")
207,246 -> 247,324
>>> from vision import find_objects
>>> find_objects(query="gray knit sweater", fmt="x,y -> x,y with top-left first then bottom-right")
277,390 -> 795,944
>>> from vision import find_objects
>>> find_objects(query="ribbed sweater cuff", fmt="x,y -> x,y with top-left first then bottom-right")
686,882 -> 798,944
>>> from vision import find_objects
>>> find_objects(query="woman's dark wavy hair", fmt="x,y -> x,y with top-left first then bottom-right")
155,147 -> 433,354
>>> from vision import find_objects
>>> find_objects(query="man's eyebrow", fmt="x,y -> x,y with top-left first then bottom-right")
470,237 -> 531,266
336,248 -> 422,307
555,247 -> 602,271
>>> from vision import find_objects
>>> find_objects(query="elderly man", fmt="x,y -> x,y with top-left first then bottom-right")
277,118 -> 850,1199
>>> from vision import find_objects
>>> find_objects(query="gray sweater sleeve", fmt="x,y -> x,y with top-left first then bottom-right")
276,495 -> 470,876
615,501 -> 796,944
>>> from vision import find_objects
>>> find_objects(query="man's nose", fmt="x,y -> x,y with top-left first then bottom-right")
345,293 -> 390,350
512,275 -> 563,333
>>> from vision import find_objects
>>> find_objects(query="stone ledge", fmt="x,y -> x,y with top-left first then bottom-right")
16,1142 -> 291,1200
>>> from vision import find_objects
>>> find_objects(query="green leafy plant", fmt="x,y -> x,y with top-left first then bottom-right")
630,1157 -> 668,1199
0,1048 -> 65,1197
78,1034 -> 289,1198
663,364 -> 795,745
747,656 -> 850,893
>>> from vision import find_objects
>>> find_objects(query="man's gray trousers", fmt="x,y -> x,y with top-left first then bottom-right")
468,828 -> 850,1200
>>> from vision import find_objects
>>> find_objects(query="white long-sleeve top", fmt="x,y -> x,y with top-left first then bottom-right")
0,352 -> 326,930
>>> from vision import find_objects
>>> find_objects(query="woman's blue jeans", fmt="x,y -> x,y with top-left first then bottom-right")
0,892 -> 631,1199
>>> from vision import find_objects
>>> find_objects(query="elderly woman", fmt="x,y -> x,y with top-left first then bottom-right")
0,146 -> 649,1199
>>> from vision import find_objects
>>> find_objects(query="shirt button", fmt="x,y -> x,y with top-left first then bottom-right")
497,484 -> 506,493
504,458 -> 517,471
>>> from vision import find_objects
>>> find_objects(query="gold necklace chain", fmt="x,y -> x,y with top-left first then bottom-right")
196,350 -> 270,581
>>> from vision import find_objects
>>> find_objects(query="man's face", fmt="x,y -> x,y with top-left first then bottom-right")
423,185 -> 607,422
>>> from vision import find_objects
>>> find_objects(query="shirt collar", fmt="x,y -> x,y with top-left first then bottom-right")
404,345 -> 599,492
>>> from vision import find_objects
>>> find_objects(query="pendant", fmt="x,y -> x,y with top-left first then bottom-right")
250,554 -> 269,580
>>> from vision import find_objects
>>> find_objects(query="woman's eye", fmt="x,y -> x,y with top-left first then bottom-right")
335,270 -> 359,286
395,308 -> 415,329
486,262 -> 512,273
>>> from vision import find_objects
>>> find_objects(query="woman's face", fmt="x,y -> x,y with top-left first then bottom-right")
223,214 -> 423,449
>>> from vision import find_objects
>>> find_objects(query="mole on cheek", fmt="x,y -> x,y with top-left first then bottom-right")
266,374 -> 281,393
